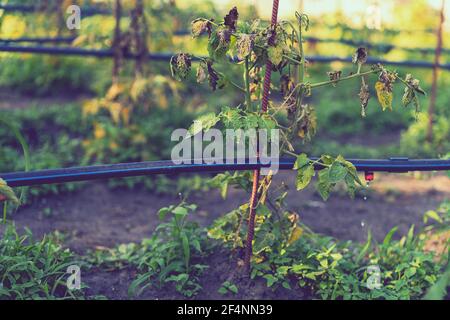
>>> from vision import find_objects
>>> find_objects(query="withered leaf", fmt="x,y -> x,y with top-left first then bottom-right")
236,34 -> 254,60
404,74 -> 426,95
352,47 -> 368,65
224,7 -> 239,32
359,83 -> 370,117
280,75 -> 297,114
375,81 -> 393,111
217,28 -> 231,45
207,61 -> 220,91
196,62 -> 208,83
378,68 -> 397,91
191,19 -> 213,38
402,74 -> 424,113
402,86 -> 415,108
297,104 -> 317,141
280,74 -> 295,96
0,178 -> 19,205
327,71 -> 342,87
208,28 -> 231,60
170,53 -> 192,81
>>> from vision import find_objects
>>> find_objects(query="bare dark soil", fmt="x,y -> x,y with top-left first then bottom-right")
83,249 -> 312,300
1,171 -> 448,299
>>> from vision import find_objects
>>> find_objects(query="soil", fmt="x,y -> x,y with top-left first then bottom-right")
1,171 -> 448,300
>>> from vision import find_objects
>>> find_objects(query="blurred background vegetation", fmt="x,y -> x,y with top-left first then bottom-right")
0,0 -> 448,197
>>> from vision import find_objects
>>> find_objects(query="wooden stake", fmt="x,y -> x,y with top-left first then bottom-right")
427,0 -> 446,142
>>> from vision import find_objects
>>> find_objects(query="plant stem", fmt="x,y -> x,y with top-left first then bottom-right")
310,69 -> 380,89
3,202 -> 7,224
192,55 -> 246,93
244,57 -> 252,109
229,80 -> 246,93
298,20 -> 305,83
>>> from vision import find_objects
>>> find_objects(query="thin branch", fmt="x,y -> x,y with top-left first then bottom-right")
310,68 -> 380,89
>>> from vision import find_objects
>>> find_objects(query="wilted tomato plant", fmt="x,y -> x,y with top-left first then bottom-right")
172,6 -> 426,272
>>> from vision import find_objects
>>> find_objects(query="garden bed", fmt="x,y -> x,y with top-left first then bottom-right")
1,172 -> 448,299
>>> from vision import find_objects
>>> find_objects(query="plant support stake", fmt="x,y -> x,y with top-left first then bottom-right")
244,0 -> 280,274
427,0 -> 446,142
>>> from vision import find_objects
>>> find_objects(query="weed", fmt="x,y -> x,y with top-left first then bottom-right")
0,223 -> 85,300
88,202 -> 211,298
218,280 -> 238,295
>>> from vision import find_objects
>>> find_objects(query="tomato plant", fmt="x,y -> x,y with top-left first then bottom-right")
169,6 -> 426,272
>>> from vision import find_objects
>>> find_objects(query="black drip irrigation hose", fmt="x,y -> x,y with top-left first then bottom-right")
0,4 -> 109,16
0,44 -> 449,70
1,158 -> 449,188
0,37 -> 76,44
303,36 -> 450,55
2,34 -> 449,57
173,30 -> 450,56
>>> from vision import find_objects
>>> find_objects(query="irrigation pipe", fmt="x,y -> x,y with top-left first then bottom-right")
1,158 -> 449,188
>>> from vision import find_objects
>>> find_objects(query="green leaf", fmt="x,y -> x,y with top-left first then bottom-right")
220,106 -> 242,129
423,210 -> 443,224
328,162 -> 347,183
344,175 -> 356,198
281,281 -> 291,290
316,169 -> 332,201
320,155 -> 334,166
218,286 -> 227,295
319,259 -> 329,269
294,153 -> 310,170
258,114 -> 276,130
263,274 -> 277,287
382,227 -> 398,246
173,206 -> 188,219
192,239 -> 201,253
244,113 -> 260,130
158,207 -> 171,220
424,265 -> 450,300
356,230 -> 372,263
267,45 -> 283,65
296,164 -> 315,191
316,182 -> 331,201
228,284 -> 238,294
406,225 -> 415,247
128,273 -> 153,297
405,267 -> 417,278
220,180 -> 229,199
189,112 -> 220,135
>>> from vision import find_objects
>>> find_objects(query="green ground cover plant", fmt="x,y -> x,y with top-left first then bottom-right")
0,223 -> 85,300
